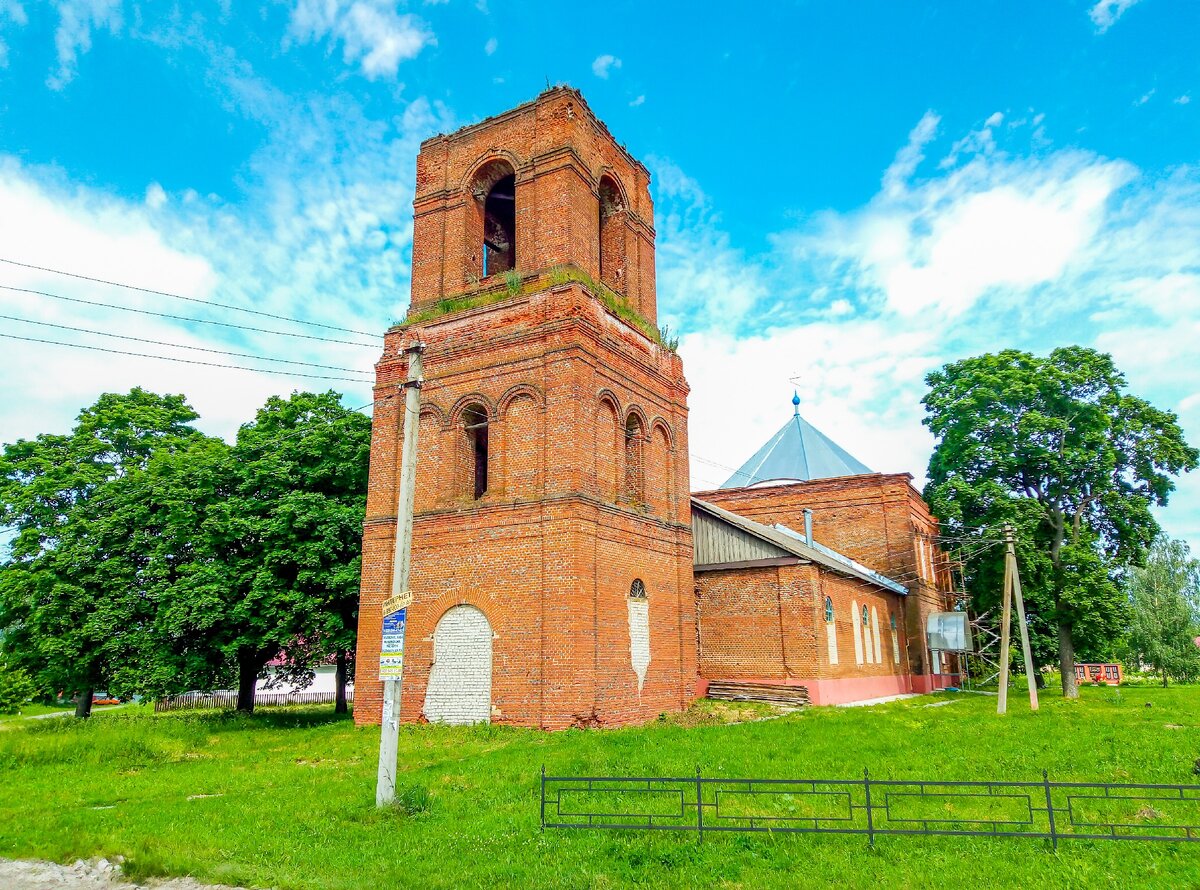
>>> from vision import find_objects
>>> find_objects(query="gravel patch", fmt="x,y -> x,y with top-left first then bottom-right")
0,859 -> 247,890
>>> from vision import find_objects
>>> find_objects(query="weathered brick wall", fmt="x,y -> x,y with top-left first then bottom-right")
356,286 -> 695,728
696,563 -> 909,685
410,87 -> 658,322
695,475 -> 954,677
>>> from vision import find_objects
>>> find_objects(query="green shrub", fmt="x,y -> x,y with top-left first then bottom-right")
0,661 -> 36,714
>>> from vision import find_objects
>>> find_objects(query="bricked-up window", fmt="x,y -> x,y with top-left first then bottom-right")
630,579 -> 646,599
463,404 -> 489,499
623,414 -> 645,504
598,175 -> 626,293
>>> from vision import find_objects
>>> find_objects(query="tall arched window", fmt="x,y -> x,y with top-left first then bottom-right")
472,160 -> 516,278
629,579 -> 647,599
824,595 -> 838,665
463,404 -> 489,499
623,414 -> 644,504
598,174 -> 626,293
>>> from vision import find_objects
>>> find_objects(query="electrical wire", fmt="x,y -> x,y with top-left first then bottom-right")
0,331 -> 374,383
0,314 -> 373,377
0,256 -> 382,339
0,285 -> 380,349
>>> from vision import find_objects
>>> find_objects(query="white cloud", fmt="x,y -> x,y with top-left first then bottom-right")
0,67 -> 455,446
47,0 -> 122,89
144,182 -> 167,209
1176,95 -> 1192,105
655,110 -> 1200,549
1089,0 -> 1143,33
0,0 -> 28,68
1134,88 -> 1155,106
592,54 -> 621,79
629,94 -> 645,107
883,111 -> 938,196
287,0 -> 434,79
484,36 -> 497,55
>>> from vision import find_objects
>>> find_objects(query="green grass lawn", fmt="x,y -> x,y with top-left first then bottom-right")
1,688 -> 1198,889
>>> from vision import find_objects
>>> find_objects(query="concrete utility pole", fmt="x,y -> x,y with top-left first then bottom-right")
997,523 -> 1039,715
376,342 -> 424,807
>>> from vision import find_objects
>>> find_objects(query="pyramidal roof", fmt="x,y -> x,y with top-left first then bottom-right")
720,394 -> 873,488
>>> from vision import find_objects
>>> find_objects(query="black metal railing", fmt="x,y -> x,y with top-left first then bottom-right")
153,690 -> 353,712
540,768 -> 1200,847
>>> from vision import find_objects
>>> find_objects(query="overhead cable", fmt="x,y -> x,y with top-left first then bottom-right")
0,314 -> 373,377
0,331 -> 374,383
0,256 -> 382,339
0,284 -> 380,349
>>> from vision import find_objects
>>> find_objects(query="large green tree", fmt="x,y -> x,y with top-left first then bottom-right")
923,347 -> 1197,698
1125,536 -> 1200,686
0,389 -> 202,716
111,391 -> 371,712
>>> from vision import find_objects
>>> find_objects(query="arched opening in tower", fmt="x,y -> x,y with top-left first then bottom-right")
598,175 -> 626,293
483,173 -> 516,277
463,404 -> 489,500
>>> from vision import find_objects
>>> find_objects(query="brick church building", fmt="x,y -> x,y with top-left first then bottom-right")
355,88 -> 957,729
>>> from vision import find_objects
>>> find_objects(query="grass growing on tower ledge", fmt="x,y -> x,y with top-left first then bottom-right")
393,264 -> 679,353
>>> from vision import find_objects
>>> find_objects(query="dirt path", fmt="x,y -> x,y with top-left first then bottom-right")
0,859 -> 247,889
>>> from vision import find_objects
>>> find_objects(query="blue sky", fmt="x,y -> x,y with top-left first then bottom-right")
0,0 -> 1198,551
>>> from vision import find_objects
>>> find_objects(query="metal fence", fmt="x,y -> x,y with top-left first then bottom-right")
540,769 -> 1200,847
154,690 -> 353,712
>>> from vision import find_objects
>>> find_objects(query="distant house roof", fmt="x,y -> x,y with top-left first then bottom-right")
720,394 -> 872,488
691,497 -> 907,595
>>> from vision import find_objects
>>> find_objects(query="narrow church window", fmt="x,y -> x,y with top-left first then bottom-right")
890,613 -> 901,665
623,414 -> 644,504
851,599 -> 864,665
630,579 -> 647,599
862,605 -> 873,664
463,404 -> 489,499
824,596 -> 838,666
871,606 -> 883,664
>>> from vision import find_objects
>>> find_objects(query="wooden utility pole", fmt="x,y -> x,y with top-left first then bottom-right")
997,523 -> 1039,714
376,342 -> 424,807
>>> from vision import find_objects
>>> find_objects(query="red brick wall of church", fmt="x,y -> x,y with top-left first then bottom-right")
409,87 -> 659,322
695,563 -> 909,686
357,284 -> 694,729
695,476 -> 954,677
355,85 -> 698,729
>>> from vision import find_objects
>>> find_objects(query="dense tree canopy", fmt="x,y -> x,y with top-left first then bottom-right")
922,347 -> 1197,698
0,389 -> 203,715
0,388 -> 371,715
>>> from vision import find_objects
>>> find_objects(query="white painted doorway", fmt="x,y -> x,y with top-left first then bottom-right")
423,605 -> 493,725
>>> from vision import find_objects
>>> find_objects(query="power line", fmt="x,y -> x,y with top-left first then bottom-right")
0,315 -> 374,378
0,331 -> 374,383
0,285 -> 380,349
0,257 -> 383,339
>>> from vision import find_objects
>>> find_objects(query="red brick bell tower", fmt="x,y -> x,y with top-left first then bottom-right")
355,88 -> 695,730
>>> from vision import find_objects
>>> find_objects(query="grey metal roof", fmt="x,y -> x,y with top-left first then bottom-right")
691,498 -> 907,595
720,399 -> 872,488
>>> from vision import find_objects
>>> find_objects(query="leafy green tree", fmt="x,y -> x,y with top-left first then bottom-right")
923,347 -> 1197,698
228,391 -> 370,712
112,391 -> 371,713
1126,536 -> 1200,685
0,389 -> 202,717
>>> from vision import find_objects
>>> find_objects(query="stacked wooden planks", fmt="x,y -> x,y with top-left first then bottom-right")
705,681 -> 811,707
